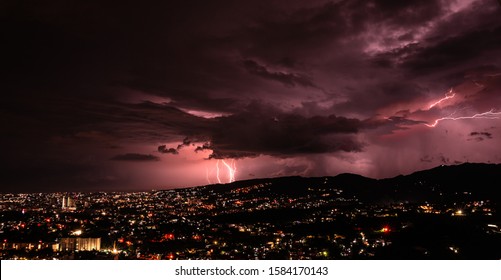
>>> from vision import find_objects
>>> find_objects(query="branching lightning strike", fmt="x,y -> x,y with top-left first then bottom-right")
211,159 -> 237,184
429,88 -> 456,109
215,160 -> 222,184
221,159 -> 237,183
426,109 -> 501,127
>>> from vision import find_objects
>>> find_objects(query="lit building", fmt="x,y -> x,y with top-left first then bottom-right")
59,238 -> 101,251
61,196 -> 76,211
2,242 -> 52,251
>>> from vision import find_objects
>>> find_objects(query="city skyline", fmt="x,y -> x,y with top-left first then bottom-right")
2,163 -> 500,260
2,0 -> 501,192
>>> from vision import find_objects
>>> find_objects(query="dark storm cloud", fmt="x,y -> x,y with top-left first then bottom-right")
1,162 -> 107,193
2,0 -> 501,192
131,101 -> 365,159
470,132 -> 492,138
73,101 -> 211,143
333,80 -> 430,117
159,137 -> 194,155
236,0 -> 442,66
158,145 -> 178,155
370,42 -> 421,69
402,27 -> 501,74
236,1 -> 349,63
243,59 -> 318,89
110,153 -> 160,162
369,0 -> 444,28
468,131 -> 493,142
3,0 -> 498,116
343,0 -> 501,127
197,103 -> 363,158
176,138 -> 192,150
374,1 -> 501,77
1,0 -> 243,114
14,97 -> 364,160
365,116 -> 426,134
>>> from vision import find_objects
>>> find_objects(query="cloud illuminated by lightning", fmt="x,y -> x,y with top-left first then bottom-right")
428,88 -> 456,109
426,109 -> 501,127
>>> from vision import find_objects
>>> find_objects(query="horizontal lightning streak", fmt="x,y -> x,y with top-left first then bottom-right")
426,109 -> 501,127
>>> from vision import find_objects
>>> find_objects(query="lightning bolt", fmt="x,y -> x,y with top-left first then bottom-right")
429,88 -> 456,109
215,160 -> 222,184
426,109 -> 501,127
208,159 -> 237,184
221,159 -> 237,183
205,167 -> 212,185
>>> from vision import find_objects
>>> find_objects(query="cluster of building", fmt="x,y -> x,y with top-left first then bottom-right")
0,182 -> 499,260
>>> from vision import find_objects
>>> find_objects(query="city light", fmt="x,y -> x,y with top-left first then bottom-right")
0,170 -> 499,260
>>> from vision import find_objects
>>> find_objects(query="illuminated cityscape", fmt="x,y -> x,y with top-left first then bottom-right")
2,2 -> 501,274
1,164 -> 500,260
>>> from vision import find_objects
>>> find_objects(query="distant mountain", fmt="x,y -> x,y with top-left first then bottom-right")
198,163 -> 501,204
377,163 -> 501,203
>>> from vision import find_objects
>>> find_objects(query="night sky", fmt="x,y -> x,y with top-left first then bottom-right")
2,0 -> 501,192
